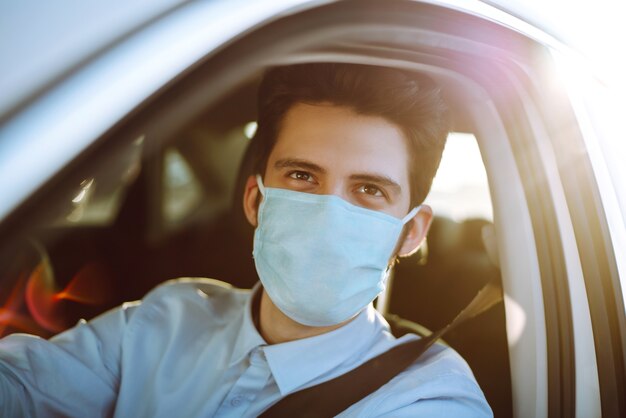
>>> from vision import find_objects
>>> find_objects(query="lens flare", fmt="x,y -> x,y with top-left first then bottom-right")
0,308 -> 44,335
53,263 -> 112,305
25,261 -> 112,333
0,272 -> 48,335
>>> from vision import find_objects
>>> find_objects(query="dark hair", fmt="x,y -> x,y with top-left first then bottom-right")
249,63 -> 450,206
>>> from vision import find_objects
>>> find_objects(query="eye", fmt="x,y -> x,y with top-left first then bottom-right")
357,184 -> 384,197
288,171 -> 314,182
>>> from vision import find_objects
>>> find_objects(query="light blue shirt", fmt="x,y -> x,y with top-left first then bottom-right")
0,278 -> 492,417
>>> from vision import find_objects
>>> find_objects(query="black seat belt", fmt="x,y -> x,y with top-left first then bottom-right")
260,278 -> 503,418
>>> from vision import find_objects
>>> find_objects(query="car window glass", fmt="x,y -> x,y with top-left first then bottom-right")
163,148 -> 202,225
199,125 -> 249,218
425,132 -> 493,222
161,124 -> 250,232
53,135 -> 144,226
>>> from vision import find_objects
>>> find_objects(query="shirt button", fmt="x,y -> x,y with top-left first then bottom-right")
230,395 -> 244,407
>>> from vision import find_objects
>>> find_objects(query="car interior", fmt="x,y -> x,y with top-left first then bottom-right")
2,1 -> 587,417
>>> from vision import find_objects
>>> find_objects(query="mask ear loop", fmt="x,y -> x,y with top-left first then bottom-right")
402,205 -> 421,224
256,174 -> 266,196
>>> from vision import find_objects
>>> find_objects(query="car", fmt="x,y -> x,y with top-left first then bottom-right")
0,1 -> 624,417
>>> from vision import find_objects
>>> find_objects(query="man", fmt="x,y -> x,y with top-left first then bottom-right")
0,63 -> 492,416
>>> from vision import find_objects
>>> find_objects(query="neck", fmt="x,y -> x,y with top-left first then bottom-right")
258,289 -> 352,344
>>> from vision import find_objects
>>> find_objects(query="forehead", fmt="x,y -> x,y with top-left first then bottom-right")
270,103 -> 410,185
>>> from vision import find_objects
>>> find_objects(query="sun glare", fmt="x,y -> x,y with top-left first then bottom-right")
525,0 -> 626,92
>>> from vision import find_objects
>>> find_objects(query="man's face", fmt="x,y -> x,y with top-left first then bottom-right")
263,102 -> 412,218
243,101 -> 431,335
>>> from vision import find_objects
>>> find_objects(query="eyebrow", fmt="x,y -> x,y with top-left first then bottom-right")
273,158 -> 327,174
350,174 -> 402,195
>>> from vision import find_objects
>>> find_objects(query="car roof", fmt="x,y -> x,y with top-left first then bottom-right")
0,0 -> 188,118
13,0 -> 612,120
1,0 -> 588,121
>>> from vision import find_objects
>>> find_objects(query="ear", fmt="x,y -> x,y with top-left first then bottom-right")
397,205 -> 433,257
242,175 -> 261,227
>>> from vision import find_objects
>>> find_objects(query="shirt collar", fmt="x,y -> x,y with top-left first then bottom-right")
228,282 -> 266,367
263,303 -> 382,396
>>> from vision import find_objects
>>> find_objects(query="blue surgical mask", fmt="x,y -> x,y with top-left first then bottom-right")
253,175 -> 419,327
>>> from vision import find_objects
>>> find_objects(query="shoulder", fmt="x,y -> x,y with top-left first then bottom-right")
144,277 -> 246,302
343,341 -> 493,417
396,343 -> 484,398
134,278 -> 250,327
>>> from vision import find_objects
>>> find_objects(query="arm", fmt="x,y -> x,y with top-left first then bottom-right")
0,301 -> 139,417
